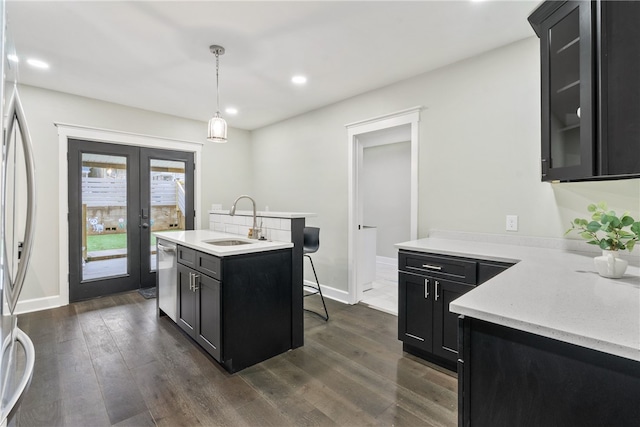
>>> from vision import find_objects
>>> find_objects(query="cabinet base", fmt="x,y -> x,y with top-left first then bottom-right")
403,343 -> 457,372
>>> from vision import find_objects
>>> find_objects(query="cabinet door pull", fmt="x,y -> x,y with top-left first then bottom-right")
193,274 -> 200,291
406,333 -> 425,342
422,264 -> 442,271
189,272 -> 194,291
435,281 -> 440,301
425,279 -> 429,299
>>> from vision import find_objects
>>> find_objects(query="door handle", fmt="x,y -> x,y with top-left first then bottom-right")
192,274 -> 200,291
3,87 -> 36,315
435,281 -> 440,301
141,222 -> 149,229
424,279 -> 429,299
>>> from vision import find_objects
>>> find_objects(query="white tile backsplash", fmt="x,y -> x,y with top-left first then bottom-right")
209,213 -> 295,242
264,217 -> 281,230
224,224 -> 239,234
272,229 -> 291,243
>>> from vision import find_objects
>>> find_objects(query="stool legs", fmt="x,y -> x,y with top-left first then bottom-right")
303,254 -> 329,321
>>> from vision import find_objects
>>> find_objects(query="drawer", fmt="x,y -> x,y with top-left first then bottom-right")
399,251 -> 477,284
177,245 -> 196,268
196,251 -> 222,280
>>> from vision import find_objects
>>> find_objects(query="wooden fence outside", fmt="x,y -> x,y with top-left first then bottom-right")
82,178 -> 179,206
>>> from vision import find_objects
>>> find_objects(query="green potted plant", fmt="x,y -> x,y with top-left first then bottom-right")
565,202 -> 640,278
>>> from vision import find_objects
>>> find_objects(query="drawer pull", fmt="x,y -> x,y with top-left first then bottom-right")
406,333 -> 425,342
422,264 -> 442,271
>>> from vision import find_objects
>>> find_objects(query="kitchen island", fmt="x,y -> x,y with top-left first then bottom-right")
396,235 -> 640,426
155,230 -> 293,373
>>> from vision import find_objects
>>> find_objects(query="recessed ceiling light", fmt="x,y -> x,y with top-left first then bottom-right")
27,58 -> 49,69
291,75 -> 307,85
225,107 -> 238,115
7,54 -> 19,63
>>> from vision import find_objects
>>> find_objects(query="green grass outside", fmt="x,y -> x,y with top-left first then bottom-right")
86,233 -> 167,252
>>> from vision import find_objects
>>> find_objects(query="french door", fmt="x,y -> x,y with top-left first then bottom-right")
68,139 -> 194,302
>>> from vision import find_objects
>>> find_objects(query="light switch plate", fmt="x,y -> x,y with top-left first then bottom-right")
506,215 -> 518,231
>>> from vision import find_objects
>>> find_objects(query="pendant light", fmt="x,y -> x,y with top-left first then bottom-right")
207,45 -> 227,143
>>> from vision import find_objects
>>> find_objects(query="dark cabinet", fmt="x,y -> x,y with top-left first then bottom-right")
176,245 -> 292,373
177,263 -> 196,334
529,0 -> 640,182
458,318 -> 640,427
398,250 -> 512,370
398,272 -> 433,352
432,279 -> 474,361
177,261 -> 221,361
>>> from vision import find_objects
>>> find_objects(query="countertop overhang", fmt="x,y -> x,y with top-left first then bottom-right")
396,238 -> 640,362
209,209 -> 316,219
154,230 -> 293,257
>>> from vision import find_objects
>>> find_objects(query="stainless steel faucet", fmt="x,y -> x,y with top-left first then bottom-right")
229,195 -> 259,239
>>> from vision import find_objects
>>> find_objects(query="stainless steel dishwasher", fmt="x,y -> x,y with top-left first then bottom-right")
157,239 -> 177,321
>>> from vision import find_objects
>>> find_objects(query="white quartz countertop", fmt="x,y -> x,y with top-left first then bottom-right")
396,238 -> 640,362
154,230 -> 293,257
209,209 -> 316,219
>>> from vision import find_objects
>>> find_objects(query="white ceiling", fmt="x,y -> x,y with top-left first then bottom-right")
6,0 -> 540,131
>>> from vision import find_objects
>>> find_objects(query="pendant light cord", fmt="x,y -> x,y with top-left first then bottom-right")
215,52 -> 221,115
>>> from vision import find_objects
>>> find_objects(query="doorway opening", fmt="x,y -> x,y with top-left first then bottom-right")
347,107 -> 420,308
358,127 -> 411,314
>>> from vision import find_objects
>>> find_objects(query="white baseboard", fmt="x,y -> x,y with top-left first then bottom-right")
12,295 -> 66,315
376,256 -> 397,266
304,279 -> 350,304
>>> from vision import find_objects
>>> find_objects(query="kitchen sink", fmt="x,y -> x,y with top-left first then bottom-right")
203,239 -> 254,246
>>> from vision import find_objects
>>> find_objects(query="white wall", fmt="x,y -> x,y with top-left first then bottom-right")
15,84 -> 252,305
14,35 -> 640,306
362,141 -> 411,258
250,36 -> 640,294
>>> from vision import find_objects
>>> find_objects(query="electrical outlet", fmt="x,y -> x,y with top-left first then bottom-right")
506,215 -> 518,231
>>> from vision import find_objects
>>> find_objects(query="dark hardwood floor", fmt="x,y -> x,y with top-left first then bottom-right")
11,292 -> 457,426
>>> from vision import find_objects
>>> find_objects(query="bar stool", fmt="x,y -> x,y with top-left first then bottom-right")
303,227 -> 329,321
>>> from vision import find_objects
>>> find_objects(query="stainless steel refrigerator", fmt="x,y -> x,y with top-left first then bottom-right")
0,0 -> 36,423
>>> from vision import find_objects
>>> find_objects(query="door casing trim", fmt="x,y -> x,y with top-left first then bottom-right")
56,123 -> 203,307
346,107 -> 420,305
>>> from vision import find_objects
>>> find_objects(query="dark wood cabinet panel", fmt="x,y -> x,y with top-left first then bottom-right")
399,251 -> 476,284
177,263 -> 196,336
459,317 -> 640,426
398,250 -> 513,371
599,0 -> 640,176
177,245 -> 196,268
530,0 -> 640,181
177,261 -> 221,362
195,251 -> 222,280
433,279 -> 474,361
398,272 -> 433,352
536,1 -> 595,181
176,245 -> 292,373
195,273 -> 221,361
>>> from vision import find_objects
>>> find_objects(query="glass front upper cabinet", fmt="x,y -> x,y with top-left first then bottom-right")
540,1 -> 594,181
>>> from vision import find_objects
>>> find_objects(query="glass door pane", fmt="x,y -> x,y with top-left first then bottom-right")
139,147 -> 194,288
149,159 -> 187,272
549,7 -> 580,168
81,153 -> 128,280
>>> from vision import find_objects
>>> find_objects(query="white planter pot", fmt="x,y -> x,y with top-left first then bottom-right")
594,250 -> 628,279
